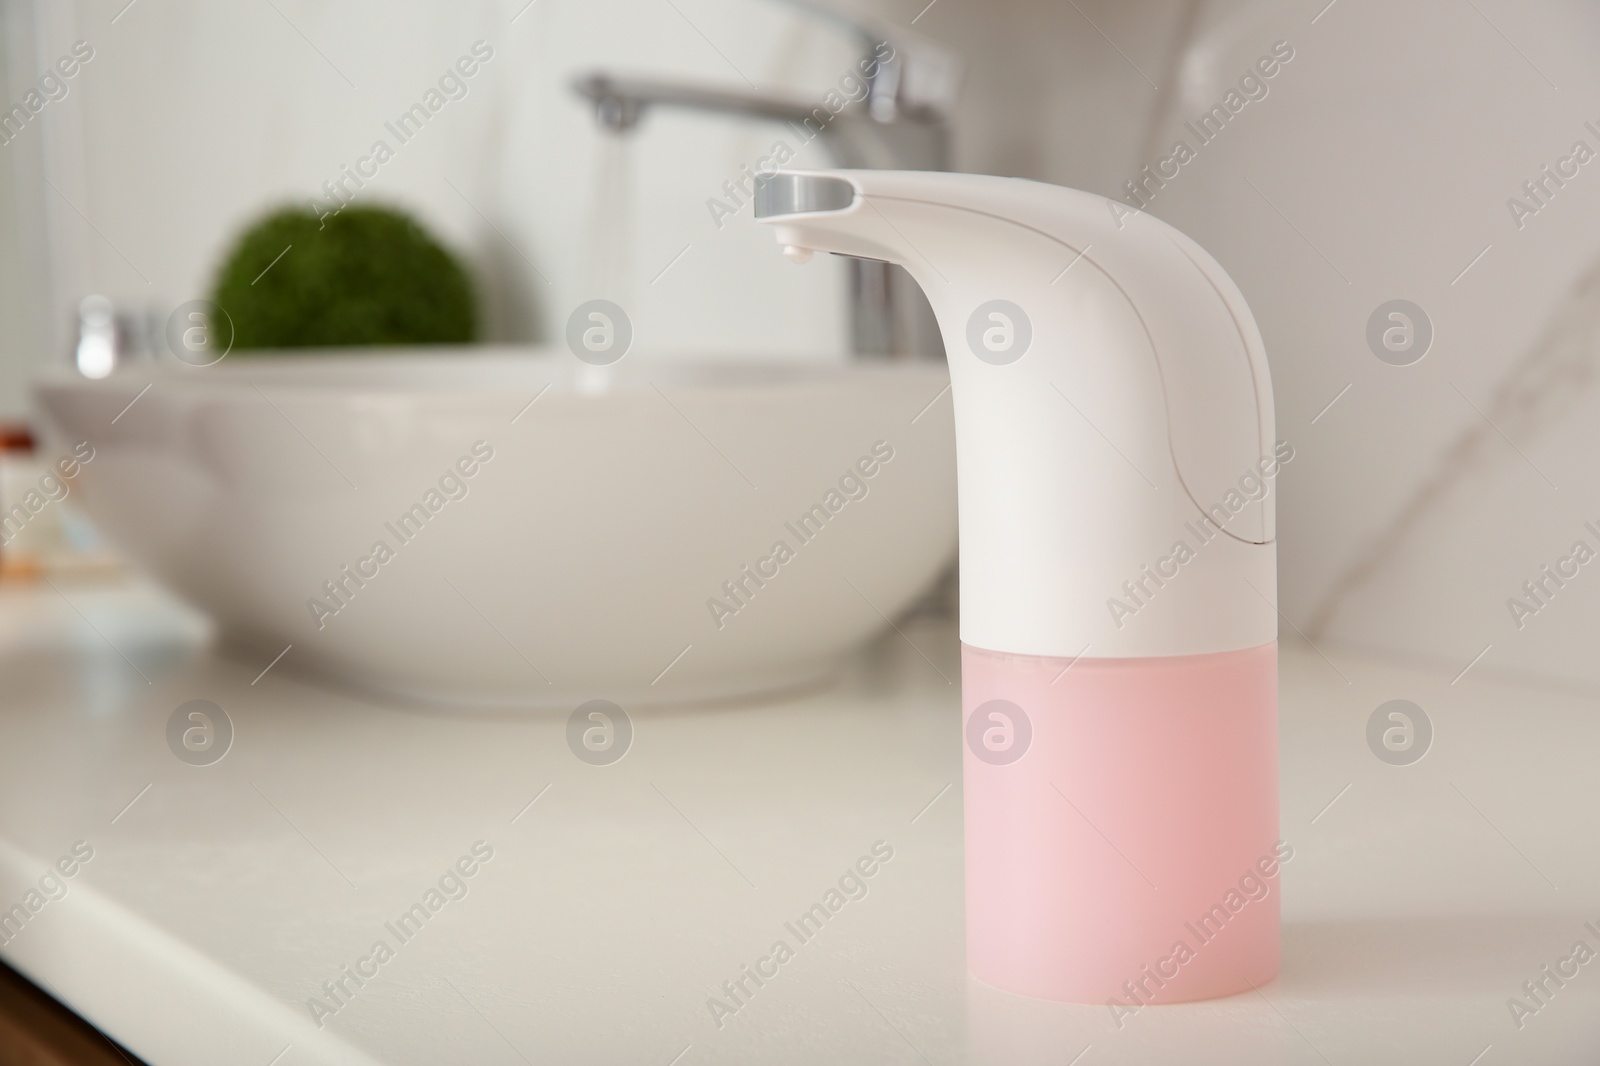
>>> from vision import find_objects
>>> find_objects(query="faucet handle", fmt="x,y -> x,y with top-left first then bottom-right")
867,24 -> 961,123
769,0 -> 960,121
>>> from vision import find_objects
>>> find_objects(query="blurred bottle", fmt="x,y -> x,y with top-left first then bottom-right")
0,425 -> 120,582
1,425 -> 49,579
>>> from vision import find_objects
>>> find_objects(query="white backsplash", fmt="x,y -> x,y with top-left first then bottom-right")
1141,0 -> 1600,691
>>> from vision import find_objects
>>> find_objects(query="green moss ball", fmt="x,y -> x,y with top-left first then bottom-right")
210,205 -> 476,350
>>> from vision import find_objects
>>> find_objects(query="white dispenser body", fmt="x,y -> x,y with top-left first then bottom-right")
758,170 -> 1277,660
757,169 -> 1285,1006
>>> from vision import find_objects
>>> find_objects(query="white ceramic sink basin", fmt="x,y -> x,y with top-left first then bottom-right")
35,348 -> 957,708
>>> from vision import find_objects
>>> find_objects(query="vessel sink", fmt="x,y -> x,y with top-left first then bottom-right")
35,349 -> 957,709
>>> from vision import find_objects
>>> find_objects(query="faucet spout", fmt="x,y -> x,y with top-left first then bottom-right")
569,18 -> 959,358
574,73 -> 819,135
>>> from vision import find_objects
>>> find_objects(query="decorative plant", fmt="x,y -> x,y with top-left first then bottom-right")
210,204 -> 476,350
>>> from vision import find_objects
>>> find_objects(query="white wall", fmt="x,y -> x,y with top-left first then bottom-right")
1138,0 -> 1600,691
0,0 -> 55,419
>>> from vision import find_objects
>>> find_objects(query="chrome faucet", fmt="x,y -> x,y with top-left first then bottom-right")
573,4 -> 957,359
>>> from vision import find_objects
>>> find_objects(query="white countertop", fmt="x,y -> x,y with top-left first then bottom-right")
0,577 -> 1596,1065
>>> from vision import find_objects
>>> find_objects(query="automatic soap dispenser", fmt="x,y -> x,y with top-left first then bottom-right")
756,170 -> 1286,1005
